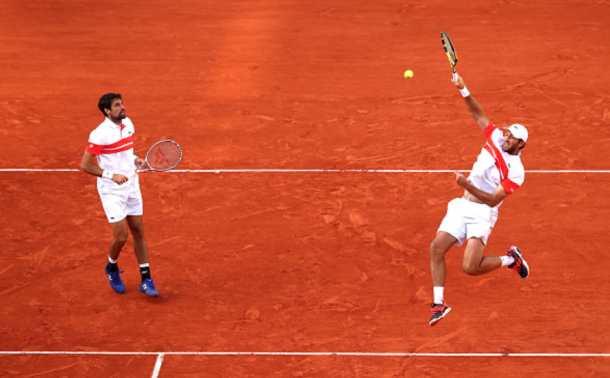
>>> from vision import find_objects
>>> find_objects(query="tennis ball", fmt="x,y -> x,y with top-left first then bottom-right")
404,70 -> 414,79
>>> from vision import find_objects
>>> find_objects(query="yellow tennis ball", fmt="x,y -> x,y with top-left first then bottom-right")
404,70 -> 414,79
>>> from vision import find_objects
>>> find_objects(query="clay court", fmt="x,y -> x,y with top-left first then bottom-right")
2,0 -> 610,376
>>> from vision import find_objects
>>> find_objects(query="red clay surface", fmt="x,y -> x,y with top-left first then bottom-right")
2,0 -> 610,376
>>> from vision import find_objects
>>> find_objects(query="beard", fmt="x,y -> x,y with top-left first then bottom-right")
503,143 -> 519,155
110,111 -> 126,122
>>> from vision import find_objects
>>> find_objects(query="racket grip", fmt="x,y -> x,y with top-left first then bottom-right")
452,72 -> 458,81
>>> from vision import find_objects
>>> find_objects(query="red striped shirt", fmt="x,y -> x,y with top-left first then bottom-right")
86,117 -> 137,177
87,135 -> 135,155
481,123 -> 521,195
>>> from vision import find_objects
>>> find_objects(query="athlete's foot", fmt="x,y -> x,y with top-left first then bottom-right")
105,266 -> 126,294
429,302 -> 451,326
507,246 -> 529,279
138,278 -> 159,297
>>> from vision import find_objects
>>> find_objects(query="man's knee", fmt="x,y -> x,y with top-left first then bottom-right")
430,240 -> 445,260
113,233 -> 129,245
130,225 -> 145,241
462,261 -> 480,276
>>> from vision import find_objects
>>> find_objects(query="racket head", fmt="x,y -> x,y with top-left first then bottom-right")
441,31 -> 458,73
139,140 -> 183,172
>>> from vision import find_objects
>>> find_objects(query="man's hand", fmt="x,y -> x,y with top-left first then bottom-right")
112,174 -> 129,185
451,74 -> 465,90
134,157 -> 143,170
454,171 -> 470,189
453,171 -> 508,207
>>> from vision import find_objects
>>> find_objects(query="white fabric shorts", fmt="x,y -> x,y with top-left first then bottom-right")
437,198 -> 498,247
97,174 -> 143,223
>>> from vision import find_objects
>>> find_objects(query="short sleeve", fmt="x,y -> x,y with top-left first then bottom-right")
484,123 -> 505,152
483,123 -> 496,138
501,167 -> 524,195
86,129 -> 104,155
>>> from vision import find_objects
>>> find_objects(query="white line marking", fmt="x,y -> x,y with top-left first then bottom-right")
151,353 -> 164,378
1,168 -> 610,173
0,169 -> 81,172
1,351 -> 610,357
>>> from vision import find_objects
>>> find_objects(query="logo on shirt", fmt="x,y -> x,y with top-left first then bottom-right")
128,131 -> 132,135
89,144 -> 94,148
508,163 -> 511,168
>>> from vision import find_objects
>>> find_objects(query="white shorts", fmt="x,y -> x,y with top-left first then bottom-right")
437,198 -> 498,247
97,174 -> 143,223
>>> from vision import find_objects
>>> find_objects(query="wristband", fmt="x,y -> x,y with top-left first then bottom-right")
102,170 -> 114,180
459,86 -> 470,98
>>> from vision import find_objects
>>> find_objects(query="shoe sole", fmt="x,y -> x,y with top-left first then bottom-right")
109,282 -> 126,294
139,287 -> 159,297
510,246 -> 529,279
429,307 -> 451,326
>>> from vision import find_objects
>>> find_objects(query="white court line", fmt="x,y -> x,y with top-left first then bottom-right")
1,168 -> 610,173
151,353 -> 165,378
1,351 -> 610,357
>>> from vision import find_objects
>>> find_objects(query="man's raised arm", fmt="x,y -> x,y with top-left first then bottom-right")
452,75 -> 490,131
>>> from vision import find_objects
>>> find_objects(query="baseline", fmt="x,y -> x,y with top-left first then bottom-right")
2,351 -> 610,357
1,169 -> 610,173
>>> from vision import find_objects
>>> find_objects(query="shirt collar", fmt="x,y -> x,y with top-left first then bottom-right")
104,117 -> 123,128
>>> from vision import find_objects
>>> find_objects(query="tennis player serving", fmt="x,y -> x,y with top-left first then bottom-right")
428,75 -> 530,326
80,93 -> 159,297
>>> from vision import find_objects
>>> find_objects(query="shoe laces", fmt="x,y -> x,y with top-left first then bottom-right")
510,259 -> 522,271
508,250 -> 522,271
430,303 -> 446,313
108,270 -> 124,280
144,278 -> 156,289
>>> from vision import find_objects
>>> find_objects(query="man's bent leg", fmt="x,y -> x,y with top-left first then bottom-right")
430,231 -> 458,287
105,219 -> 129,294
109,219 -> 129,260
462,237 -> 502,276
429,232 -> 457,326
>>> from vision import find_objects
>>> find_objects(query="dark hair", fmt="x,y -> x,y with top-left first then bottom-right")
98,93 -> 122,117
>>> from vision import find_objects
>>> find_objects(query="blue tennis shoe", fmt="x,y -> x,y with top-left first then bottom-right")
138,278 -> 159,297
105,266 -> 126,294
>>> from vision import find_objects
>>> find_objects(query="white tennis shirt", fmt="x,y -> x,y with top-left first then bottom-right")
469,123 -> 525,209
86,117 -> 137,178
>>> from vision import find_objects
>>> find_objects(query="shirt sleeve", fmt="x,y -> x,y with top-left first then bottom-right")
484,123 -> 506,152
483,123 -> 496,138
86,129 -> 104,155
501,167 -> 524,195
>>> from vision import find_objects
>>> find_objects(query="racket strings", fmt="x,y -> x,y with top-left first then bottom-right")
147,142 -> 181,170
443,38 -> 456,64
441,31 -> 458,71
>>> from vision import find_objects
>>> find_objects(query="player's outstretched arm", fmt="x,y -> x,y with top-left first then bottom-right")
452,75 -> 490,131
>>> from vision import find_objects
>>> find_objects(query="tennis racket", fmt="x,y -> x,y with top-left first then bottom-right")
137,140 -> 183,172
441,31 -> 459,81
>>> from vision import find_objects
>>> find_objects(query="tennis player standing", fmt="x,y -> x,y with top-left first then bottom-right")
80,93 -> 159,297
428,75 -> 529,326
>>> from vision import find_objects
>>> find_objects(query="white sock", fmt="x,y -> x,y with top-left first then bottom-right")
500,255 -> 514,267
108,256 -> 118,264
139,263 -> 150,268
433,286 -> 444,304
